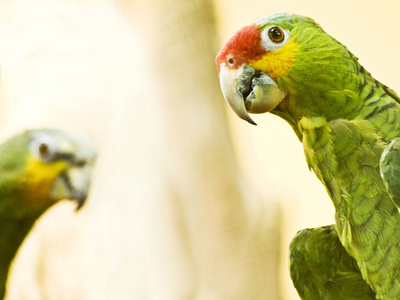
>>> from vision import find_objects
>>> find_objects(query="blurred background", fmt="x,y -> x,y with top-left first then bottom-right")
0,0 -> 398,299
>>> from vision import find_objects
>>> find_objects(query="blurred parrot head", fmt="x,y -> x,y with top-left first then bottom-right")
0,129 -> 97,214
216,13 -> 359,125
0,129 -> 97,299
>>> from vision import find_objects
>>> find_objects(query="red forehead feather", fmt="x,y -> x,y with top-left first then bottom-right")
216,24 -> 266,71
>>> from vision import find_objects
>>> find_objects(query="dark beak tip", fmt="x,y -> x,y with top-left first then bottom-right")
249,120 -> 257,126
74,195 -> 87,211
242,114 -> 257,125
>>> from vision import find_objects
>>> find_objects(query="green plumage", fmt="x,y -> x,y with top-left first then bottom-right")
0,129 -> 96,299
0,132 -> 41,298
269,15 -> 400,299
218,13 -> 400,299
268,16 -> 400,299
380,139 -> 400,207
289,225 -> 375,299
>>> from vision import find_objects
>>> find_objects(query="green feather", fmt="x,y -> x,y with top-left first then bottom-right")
289,225 -> 376,299
380,139 -> 400,207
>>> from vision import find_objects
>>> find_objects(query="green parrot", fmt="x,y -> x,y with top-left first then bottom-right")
0,129 -> 96,299
216,13 -> 400,299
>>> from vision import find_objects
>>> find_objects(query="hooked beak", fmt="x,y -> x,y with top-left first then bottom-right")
219,63 -> 286,125
51,166 -> 92,210
51,157 -> 95,211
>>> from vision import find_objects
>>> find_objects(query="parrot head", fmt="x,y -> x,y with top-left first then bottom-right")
216,13 -> 357,125
0,129 -> 97,212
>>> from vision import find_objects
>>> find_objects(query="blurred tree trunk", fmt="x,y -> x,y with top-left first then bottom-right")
0,0 -> 282,299
124,0 -> 283,298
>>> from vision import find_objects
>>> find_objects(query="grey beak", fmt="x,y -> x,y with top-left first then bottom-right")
219,63 -> 286,125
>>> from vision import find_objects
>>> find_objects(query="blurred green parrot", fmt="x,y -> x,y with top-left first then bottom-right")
0,129 -> 96,299
216,13 -> 400,299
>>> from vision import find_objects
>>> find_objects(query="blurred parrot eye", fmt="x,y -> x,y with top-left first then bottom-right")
38,143 -> 50,157
36,141 -> 55,160
30,133 -> 57,161
268,27 -> 284,43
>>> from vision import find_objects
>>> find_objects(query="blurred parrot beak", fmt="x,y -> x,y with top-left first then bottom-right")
219,63 -> 286,125
52,165 -> 93,210
50,137 -> 97,211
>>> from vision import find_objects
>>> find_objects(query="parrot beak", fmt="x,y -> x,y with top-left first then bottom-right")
51,164 -> 93,210
219,63 -> 286,125
50,147 -> 97,210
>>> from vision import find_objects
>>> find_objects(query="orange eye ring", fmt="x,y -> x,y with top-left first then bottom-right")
268,26 -> 284,43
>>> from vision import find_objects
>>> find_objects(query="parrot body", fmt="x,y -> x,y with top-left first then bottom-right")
217,14 -> 400,299
0,129 -> 96,299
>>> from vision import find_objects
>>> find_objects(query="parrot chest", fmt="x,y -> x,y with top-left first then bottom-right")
299,116 -> 400,298
299,116 -> 389,223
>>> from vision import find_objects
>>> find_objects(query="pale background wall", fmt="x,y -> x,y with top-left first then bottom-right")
0,0 -> 398,299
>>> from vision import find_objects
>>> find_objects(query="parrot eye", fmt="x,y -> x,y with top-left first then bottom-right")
38,143 -> 50,157
268,27 -> 284,43
36,141 -> 55,160
261,25 -> 290,51
30,134 -> 57,161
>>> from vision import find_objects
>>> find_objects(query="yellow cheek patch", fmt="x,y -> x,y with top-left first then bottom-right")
249,40 -> 300,80
22,155 -> 68,203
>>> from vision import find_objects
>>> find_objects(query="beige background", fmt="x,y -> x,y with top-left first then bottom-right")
0,0 -> 398,299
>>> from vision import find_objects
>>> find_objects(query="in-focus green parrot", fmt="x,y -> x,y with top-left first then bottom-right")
216,13 -> 400,299
0,129 -> 96,299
